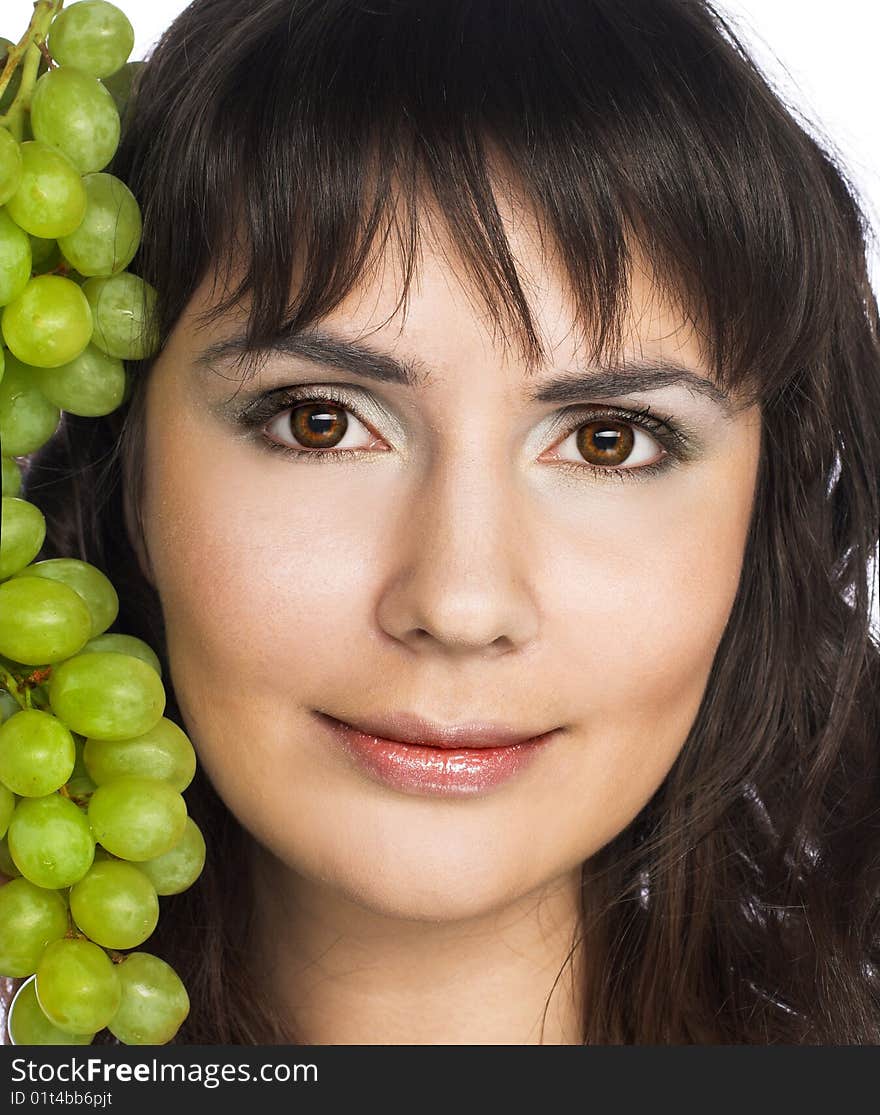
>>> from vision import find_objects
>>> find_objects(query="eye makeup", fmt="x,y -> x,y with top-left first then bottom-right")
227,380 -> 705,485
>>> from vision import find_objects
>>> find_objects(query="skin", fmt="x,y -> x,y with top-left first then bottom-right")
133,181 -> 762,1044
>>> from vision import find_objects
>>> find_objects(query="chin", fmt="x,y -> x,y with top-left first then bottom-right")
336,875 -> 520,925
283,837 -> 542,925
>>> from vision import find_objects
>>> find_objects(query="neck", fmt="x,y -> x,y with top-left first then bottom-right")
247,843 -> 586,1045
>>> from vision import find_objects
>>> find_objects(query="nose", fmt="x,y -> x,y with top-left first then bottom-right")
375,446 -> 541,656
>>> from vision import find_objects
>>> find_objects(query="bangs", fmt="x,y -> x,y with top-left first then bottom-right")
113,0 -> 865,403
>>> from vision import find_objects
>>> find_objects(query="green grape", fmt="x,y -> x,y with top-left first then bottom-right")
48,651 -> 166,740
137,816 -> 206,896
0,834 -> 21,876
79,633 -> 162,676
1,456 -> 23,498
0,708 -> 76,796
0,876 -> 68,976
0,0 -> 199,1047
12,557 -> 119,638
5,140 -> 87,238
28,233 -> 59,268
107,952 -> 190,1045
100,60 -> 143,124
8,793 -> 95,888
67,735 -> 97,800
0,351 -> 62,453
30,342 -> 126,417
57,172 -> 141,276
0,780 -> 14,836
84,717 -> 196,791
82,272 -> 159,360
0,577 -> 93,665
9,976 -> 95,1045
0,125 -> 22,205
36,937 -> 122,1035
88,776 -> 187,861
1,655 -> 50,677
70,858 -> 159,949
48,1 -> 136,80
120,365 -> 133,405
1,274 -> 93,368
0,496 -> 46,579
0,207 -> 32,306
30,66 -> 121,175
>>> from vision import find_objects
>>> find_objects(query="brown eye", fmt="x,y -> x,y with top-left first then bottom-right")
261,394 -> 386,457
289,402 -> 349,449
575,419 -> 636,468
552,414 -> 667,474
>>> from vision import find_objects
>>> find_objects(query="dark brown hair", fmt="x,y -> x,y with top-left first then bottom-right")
22,0 -> 880,1042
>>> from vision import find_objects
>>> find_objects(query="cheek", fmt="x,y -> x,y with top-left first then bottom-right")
531,451 -> 758,851
140,402 -> 398,789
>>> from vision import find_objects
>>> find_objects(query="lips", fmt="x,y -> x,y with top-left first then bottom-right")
315,709 -> 557,749
320,713 -> 561,796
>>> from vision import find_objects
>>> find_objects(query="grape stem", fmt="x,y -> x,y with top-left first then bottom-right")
0,0 -> 65,141
37,38 -> 57,72
0,664 -> 27,711
0,663 -> 53,712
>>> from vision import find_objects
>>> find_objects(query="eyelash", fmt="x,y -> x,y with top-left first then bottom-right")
242,385 -> 692,484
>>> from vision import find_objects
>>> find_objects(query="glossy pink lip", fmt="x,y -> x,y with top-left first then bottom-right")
317,712 -> 560,797
316,709 -> 553,749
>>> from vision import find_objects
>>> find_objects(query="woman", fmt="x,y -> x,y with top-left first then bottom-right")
17,0 -> 880,1043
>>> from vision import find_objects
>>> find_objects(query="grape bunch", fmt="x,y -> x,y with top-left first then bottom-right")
0,2 -> 204,1045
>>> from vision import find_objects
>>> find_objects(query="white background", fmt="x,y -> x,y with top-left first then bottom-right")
5,0 -> 880,633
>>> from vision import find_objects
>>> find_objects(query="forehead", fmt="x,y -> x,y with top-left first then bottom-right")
189,177 -> 709,385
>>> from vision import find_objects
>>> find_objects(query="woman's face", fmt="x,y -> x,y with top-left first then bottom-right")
136,194 -> 762,923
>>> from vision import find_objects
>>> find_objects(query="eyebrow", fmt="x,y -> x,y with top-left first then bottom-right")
195,327 -> 735,415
